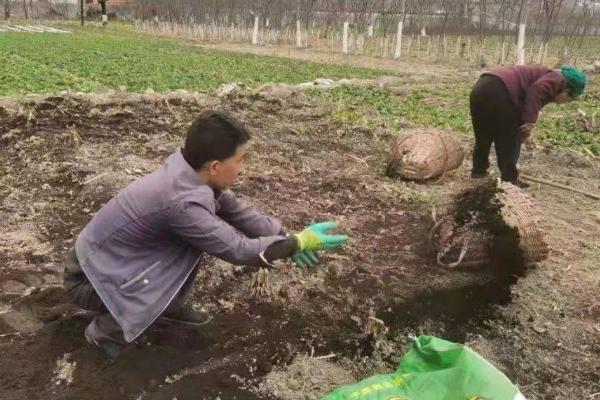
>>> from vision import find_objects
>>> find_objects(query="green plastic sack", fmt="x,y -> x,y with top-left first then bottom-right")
322,335 -> 525,400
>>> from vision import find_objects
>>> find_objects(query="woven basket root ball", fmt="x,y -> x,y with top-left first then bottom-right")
386,128 -> 465,181
431,181 -> 549,268
496,182 -> 549,264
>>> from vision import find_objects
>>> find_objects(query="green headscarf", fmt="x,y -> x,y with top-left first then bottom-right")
560,65 -> 587,96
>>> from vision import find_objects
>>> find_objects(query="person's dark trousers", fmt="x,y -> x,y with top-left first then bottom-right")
63,249 -> 199,346
470,74 -> 522,182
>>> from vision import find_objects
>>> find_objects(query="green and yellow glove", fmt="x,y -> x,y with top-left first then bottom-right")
291,221 -> 348,267
291,250 -> 319,268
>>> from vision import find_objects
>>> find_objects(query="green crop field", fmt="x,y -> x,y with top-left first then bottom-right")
0,28 -> 390,95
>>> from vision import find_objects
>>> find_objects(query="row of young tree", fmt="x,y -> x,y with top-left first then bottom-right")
130,0 -> 600,64
3,1 -> 600,64
128,1 -> 599,39
2,0 -> 111,23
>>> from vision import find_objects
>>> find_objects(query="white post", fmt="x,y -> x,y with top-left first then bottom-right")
367,25 -> 374,37
516,23 -> 526,65
296,19 -> 302,48
394,20 -> 403,59
528,41 -> 535,63
442,36 -> 448,57
252,16 -> 259,45
357,34 -> 364,54
342,21 -> 349,54
383,36 -> 389,58
492,42 -> 499,62
467,37 -> 471,60
426,36 -> 431,56
478,37 -> 484,64
536,41 -> 544,64
330,31 -> 334,52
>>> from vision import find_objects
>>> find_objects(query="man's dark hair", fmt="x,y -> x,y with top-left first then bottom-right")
182,110 -> 250,170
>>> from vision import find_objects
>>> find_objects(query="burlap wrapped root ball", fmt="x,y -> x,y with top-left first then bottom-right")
386,128 -> 465,181
430,180 -> 549,274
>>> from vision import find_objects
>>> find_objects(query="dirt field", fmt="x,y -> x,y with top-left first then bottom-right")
0,79 -> 599,400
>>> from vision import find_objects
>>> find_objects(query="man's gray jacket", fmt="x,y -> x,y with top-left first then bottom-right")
75,150 -> 285,342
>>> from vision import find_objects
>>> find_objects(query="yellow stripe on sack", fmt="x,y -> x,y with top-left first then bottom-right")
348,376 -> 408,398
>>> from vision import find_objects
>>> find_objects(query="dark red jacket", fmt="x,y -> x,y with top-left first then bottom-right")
485,65 -> 566,123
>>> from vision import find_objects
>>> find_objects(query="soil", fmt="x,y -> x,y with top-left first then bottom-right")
0,82 -> 599,400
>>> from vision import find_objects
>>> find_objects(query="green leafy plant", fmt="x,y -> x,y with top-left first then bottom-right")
314,81 -> 600,154
0,30 -> 391,95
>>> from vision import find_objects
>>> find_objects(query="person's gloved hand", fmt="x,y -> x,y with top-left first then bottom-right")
524,136 -> 537,151
294,221 -> 348,252
291,250 -> 319,268
519,123 -> 535,142
291,221 -> 348,268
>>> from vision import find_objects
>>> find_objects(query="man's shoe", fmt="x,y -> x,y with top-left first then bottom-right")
504,179 -> 530,189
84,325 -> 127,361
159,306 -> 212,327
71,310 -> 98,322
513,179 -> 530,189
471,171 -> 489,179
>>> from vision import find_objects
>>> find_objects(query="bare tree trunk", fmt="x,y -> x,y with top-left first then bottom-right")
342,20 -> 349,54
539,0 -> 565,65
296,19 -> 302,48
527,39 -> 535,63
394,0 -> 406,60
443,36 -> 447,57
437,1 -> 451,60
478,0 -> 487,67
383,36 -> 389,58
330,31 -> 334,52
516,23 -> 526,65
515,0 -> 530,65
367,10 -> 374,37
467,37 -> 472,60
536,41 -> 544,64
22,0 -> 27,19
3,0 -> 13,21
394,20 -> 403,59
357,33 -> 364,54
494,42 -> 500,63
252,15 -> 259,45
426,36 -> 431,56
316,29 -> 321,49
80,0 -> 84,26
100,0 -> 107,26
